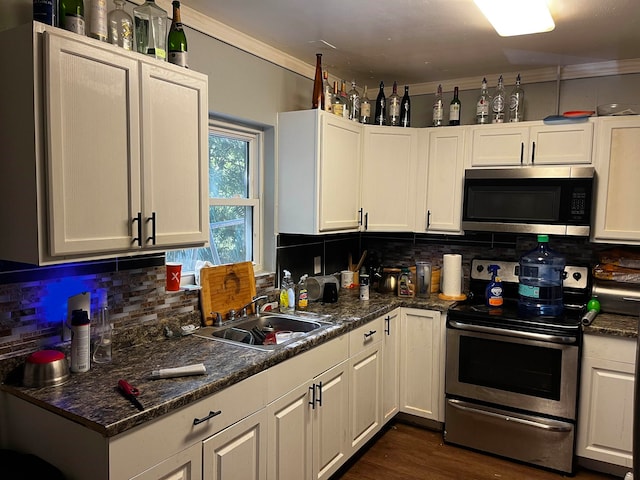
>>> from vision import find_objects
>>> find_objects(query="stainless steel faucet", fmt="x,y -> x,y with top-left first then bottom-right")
240,295 -> 269,318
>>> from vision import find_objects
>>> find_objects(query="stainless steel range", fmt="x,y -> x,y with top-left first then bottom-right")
444,258 -> 590,474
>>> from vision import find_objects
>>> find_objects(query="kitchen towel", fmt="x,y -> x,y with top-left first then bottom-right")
442,254 -> 462,296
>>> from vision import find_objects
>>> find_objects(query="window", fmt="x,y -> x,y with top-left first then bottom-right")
167,119 -> 262,272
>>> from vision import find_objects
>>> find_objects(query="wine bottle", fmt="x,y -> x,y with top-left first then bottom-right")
509,74 -> 525,122
400,85 -> 410,127
476,77 -> 490,124
491,75 -> 506,123
388,81 -> 401,126
59,0 -> 85,35
347,81 -> 360,122
432,84 -> 443,127
33,0 -> 58,26
168,1 -> 188,67
108,0 -> 134,50
360,85 -> 371,124
332,81 -> 345,118
311,53 -> 323,109
88,0 -> 107,41
133,0 -> 168,61
374,81 -> 386,126
323,70 -> 333,113
449,86 -> 461,126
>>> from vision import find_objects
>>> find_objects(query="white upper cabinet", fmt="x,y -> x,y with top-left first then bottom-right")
468,120 -> 594,167
592,115 -> 640,244
0,23 -> 209,265
278,110 -> 362,234
361,126 -> 418,232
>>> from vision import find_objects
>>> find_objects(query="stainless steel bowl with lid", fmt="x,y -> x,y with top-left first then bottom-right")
23,350 -> 70,388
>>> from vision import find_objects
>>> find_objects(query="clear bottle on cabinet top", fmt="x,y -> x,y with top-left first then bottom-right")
332,81 -> 346,118
34,0 -> 58,26
432,84 -> 443,127
88,0 -> 107,41
108,0 -> 134,50
348,81 -> 360,122
360,85 -> 371,124
491,75 -> 506,123
133,0 -> 168,61
388,81 -> 401,126
168,1 -> 188,67
476,77 -> 490,124
339,81 -> 349,118
449,86 -> 461,126
374,81 -> 386,126
323,70 -> 333,113
59,0 -> 86,35
509,74 -> 525,122
311,53 -> 323,109
400,85 -> 410,127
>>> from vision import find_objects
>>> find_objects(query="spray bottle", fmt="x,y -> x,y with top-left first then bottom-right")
297,274 -> 309,311
485,264 -> 503,307
280,270 -> 295,312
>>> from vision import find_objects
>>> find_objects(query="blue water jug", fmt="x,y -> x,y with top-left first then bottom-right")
518,235 -> 565,317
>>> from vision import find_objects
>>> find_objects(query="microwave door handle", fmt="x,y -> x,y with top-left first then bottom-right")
448,320 -> 577,344
446,399 -> 573,433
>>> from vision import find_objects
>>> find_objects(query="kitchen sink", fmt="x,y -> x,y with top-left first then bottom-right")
193,312 -> 335,350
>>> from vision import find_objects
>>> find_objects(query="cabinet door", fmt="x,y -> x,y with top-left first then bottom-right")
361,127 -> 418,231
202,409 -> 267,480
319,114 -> 362,232
399,309 -> 444,421
468,125 -> 529,167
421,128 -> 465,234
266,381 -> 314,480
313,361 -> 349,480
130,443 -> 202,480
529,122 -> 593,165
44,30 -> 142,255
140,63 -> 209,248
349,341 -> 382,453
577,335 -> 636,467
592,116 -> 640,243
382,309 -> 401,424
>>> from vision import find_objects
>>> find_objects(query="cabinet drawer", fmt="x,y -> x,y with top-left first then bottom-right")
110,371 -> 267,479
349,316 -> 384,356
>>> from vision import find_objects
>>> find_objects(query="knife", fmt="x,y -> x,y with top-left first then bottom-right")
118,379 -> 145,411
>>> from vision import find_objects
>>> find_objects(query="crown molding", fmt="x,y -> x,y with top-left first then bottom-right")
137,1 -> 640,94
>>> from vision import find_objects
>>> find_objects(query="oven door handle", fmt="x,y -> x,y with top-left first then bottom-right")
448,320 -> 577,344
447,399 -> 573,433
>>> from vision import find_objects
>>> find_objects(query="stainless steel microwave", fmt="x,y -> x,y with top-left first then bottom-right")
461,166 -> 595,236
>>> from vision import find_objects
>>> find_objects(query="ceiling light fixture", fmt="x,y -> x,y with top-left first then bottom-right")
474,0 -> 555,37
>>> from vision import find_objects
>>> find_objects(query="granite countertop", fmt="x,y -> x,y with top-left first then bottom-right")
0,290 -> 450,439
1,290 -> 635,440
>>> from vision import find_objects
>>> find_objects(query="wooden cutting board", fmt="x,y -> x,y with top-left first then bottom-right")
200,261 -> 257,326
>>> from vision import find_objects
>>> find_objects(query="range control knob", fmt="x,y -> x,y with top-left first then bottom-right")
573,272 -> 582,281
476,265 -> 484,273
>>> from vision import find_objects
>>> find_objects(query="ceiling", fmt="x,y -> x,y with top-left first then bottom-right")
179,0 -> 640,90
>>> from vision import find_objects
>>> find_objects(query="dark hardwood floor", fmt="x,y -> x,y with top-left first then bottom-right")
335,422 -> 621,480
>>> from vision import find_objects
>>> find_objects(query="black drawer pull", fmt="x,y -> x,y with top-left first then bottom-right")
364,330 -> 376,339
193,410 -> 222,425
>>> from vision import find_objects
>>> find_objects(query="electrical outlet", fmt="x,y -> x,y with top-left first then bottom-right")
314,256 -> 322,274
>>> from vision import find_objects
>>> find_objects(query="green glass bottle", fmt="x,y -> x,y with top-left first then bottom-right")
59,0 -> 85,35
167,0 -> 188,67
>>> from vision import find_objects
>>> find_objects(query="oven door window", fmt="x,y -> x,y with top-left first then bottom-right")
458,335 -> 562,400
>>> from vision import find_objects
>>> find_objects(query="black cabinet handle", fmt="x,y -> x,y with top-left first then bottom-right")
316,381 -> 323,407
193,410 -> 222,425
358,208 -> 363,226
132,212 -> 142,246
520,142 -> 524,164
308,384 -> 316,409
531,141 -> 536,164
364,330 -> 376,339
147,211 -> 156,245
364,212 -> 369,230
385,316 -> 391,335
426,210 -> 431,229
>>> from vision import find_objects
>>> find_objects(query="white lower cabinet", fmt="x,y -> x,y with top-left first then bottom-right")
577,333 -> 636,468
381,308 -> 401,423
130,444 -> 202,480
348,316 -> 384,453
203,409 -> 267,480
399,308 -> 445,421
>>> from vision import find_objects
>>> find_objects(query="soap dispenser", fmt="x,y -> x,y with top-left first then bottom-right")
485,264 -> 503,307
280,270 -> 295,312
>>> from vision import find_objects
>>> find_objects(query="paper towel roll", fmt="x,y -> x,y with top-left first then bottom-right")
442,254 -> 462,296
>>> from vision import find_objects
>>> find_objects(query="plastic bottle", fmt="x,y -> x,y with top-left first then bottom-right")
70,309 -> 90,373
280,270 -> 295,312
397,267 -> 414,298
518,235 -> 566,317
297,274 -> 309,311
485,265 -> 503,307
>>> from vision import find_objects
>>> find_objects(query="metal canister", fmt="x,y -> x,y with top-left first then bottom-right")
359,274 -> 370,300
416,261 -> 432,297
